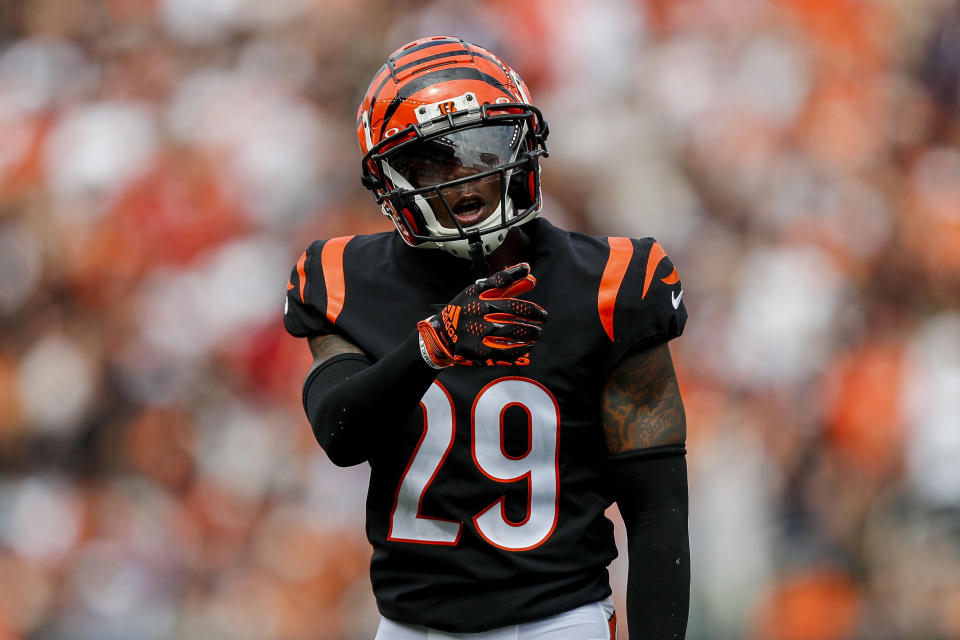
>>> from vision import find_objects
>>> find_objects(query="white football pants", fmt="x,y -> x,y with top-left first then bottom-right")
374,597 -> 616,640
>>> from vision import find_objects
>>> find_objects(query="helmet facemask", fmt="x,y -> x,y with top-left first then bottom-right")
362,100 -> 548,259
383,123 -> 526,257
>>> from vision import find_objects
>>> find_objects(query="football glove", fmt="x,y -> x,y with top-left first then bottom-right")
417,263 -> 548,368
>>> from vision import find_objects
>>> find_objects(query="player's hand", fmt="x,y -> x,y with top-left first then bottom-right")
417,263 -> 548,367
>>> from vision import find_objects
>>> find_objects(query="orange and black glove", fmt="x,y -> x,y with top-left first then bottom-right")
417,263 -> 548,368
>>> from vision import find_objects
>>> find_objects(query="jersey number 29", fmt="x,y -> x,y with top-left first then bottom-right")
388,377 -> 560,551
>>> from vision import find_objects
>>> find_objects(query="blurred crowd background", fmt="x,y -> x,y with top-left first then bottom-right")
1,0 -> 959,638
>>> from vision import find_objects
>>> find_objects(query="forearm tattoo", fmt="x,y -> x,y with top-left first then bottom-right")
308,334 -> 366,364
601,343 -> 686,454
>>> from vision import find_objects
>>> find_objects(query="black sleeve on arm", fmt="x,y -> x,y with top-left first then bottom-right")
302,330 -> 441,467
609,444 -> 690,639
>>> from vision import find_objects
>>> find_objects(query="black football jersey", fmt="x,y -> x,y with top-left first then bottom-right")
283,218 -> 686,632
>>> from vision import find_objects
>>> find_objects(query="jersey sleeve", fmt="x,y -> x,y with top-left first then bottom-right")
600,236 -> 687,357
283,236 -> 353,337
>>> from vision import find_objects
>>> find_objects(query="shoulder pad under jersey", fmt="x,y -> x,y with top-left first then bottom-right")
597,236 -> 687,352
283,236 -> 354,337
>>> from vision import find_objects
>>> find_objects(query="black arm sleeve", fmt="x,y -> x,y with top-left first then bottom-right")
609,444 -> 690,639
302,331 -> 441,467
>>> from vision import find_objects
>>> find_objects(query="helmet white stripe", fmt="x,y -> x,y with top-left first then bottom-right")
360,111 -> 374,154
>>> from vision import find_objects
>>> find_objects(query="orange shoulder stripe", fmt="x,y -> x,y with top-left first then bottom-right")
320,236 -> 355,325
296,251 -> 308,303
642,241 -> 670,299
598,237 -> 634,342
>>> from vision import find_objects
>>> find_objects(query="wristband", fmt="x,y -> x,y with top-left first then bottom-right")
417,321 -> 455,369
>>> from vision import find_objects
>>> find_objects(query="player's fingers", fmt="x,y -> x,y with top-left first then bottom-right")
485,320 -> 542,344
493,262 -> 531,286
488,299 -> 548,323
482,336 -> 537,350
480,263 -> 535,298
484,313 -> 517,323
451,344 -> 530,366
481,277 -> 536,300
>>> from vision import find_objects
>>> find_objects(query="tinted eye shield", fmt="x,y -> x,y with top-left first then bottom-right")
388,124 -> 523,188
361,103 -> 548,198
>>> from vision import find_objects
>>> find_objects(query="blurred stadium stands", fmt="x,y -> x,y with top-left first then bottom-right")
1,0 -> 959,638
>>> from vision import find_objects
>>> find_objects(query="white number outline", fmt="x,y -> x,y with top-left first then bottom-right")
471,377 -> 561,551
387,383 -> 462,545
387,377 -> 561,551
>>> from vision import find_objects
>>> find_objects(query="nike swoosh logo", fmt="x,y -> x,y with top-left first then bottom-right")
671,290 -> 683,309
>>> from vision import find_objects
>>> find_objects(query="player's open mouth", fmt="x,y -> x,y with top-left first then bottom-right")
452,196 -> 488,228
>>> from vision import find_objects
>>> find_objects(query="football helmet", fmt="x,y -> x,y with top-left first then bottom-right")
357,36 -> 549,259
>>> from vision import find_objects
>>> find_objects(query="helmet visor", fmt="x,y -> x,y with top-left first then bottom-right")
387,124 -> 524,189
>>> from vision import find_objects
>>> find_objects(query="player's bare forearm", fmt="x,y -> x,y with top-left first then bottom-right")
308,333 -> 366,366
601,343 -> 686,454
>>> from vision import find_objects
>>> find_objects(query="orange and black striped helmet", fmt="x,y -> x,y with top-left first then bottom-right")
357,36 -> 549,259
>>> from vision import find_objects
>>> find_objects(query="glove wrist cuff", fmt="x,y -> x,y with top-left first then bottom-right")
417,320 -> 454,369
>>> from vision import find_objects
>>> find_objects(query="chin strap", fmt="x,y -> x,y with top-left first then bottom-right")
467,232 -> 490,278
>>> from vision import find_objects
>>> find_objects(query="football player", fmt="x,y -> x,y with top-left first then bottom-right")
285,36 -> 689,639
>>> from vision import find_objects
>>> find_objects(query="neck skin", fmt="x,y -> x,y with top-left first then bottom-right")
484,228 -> 531,273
